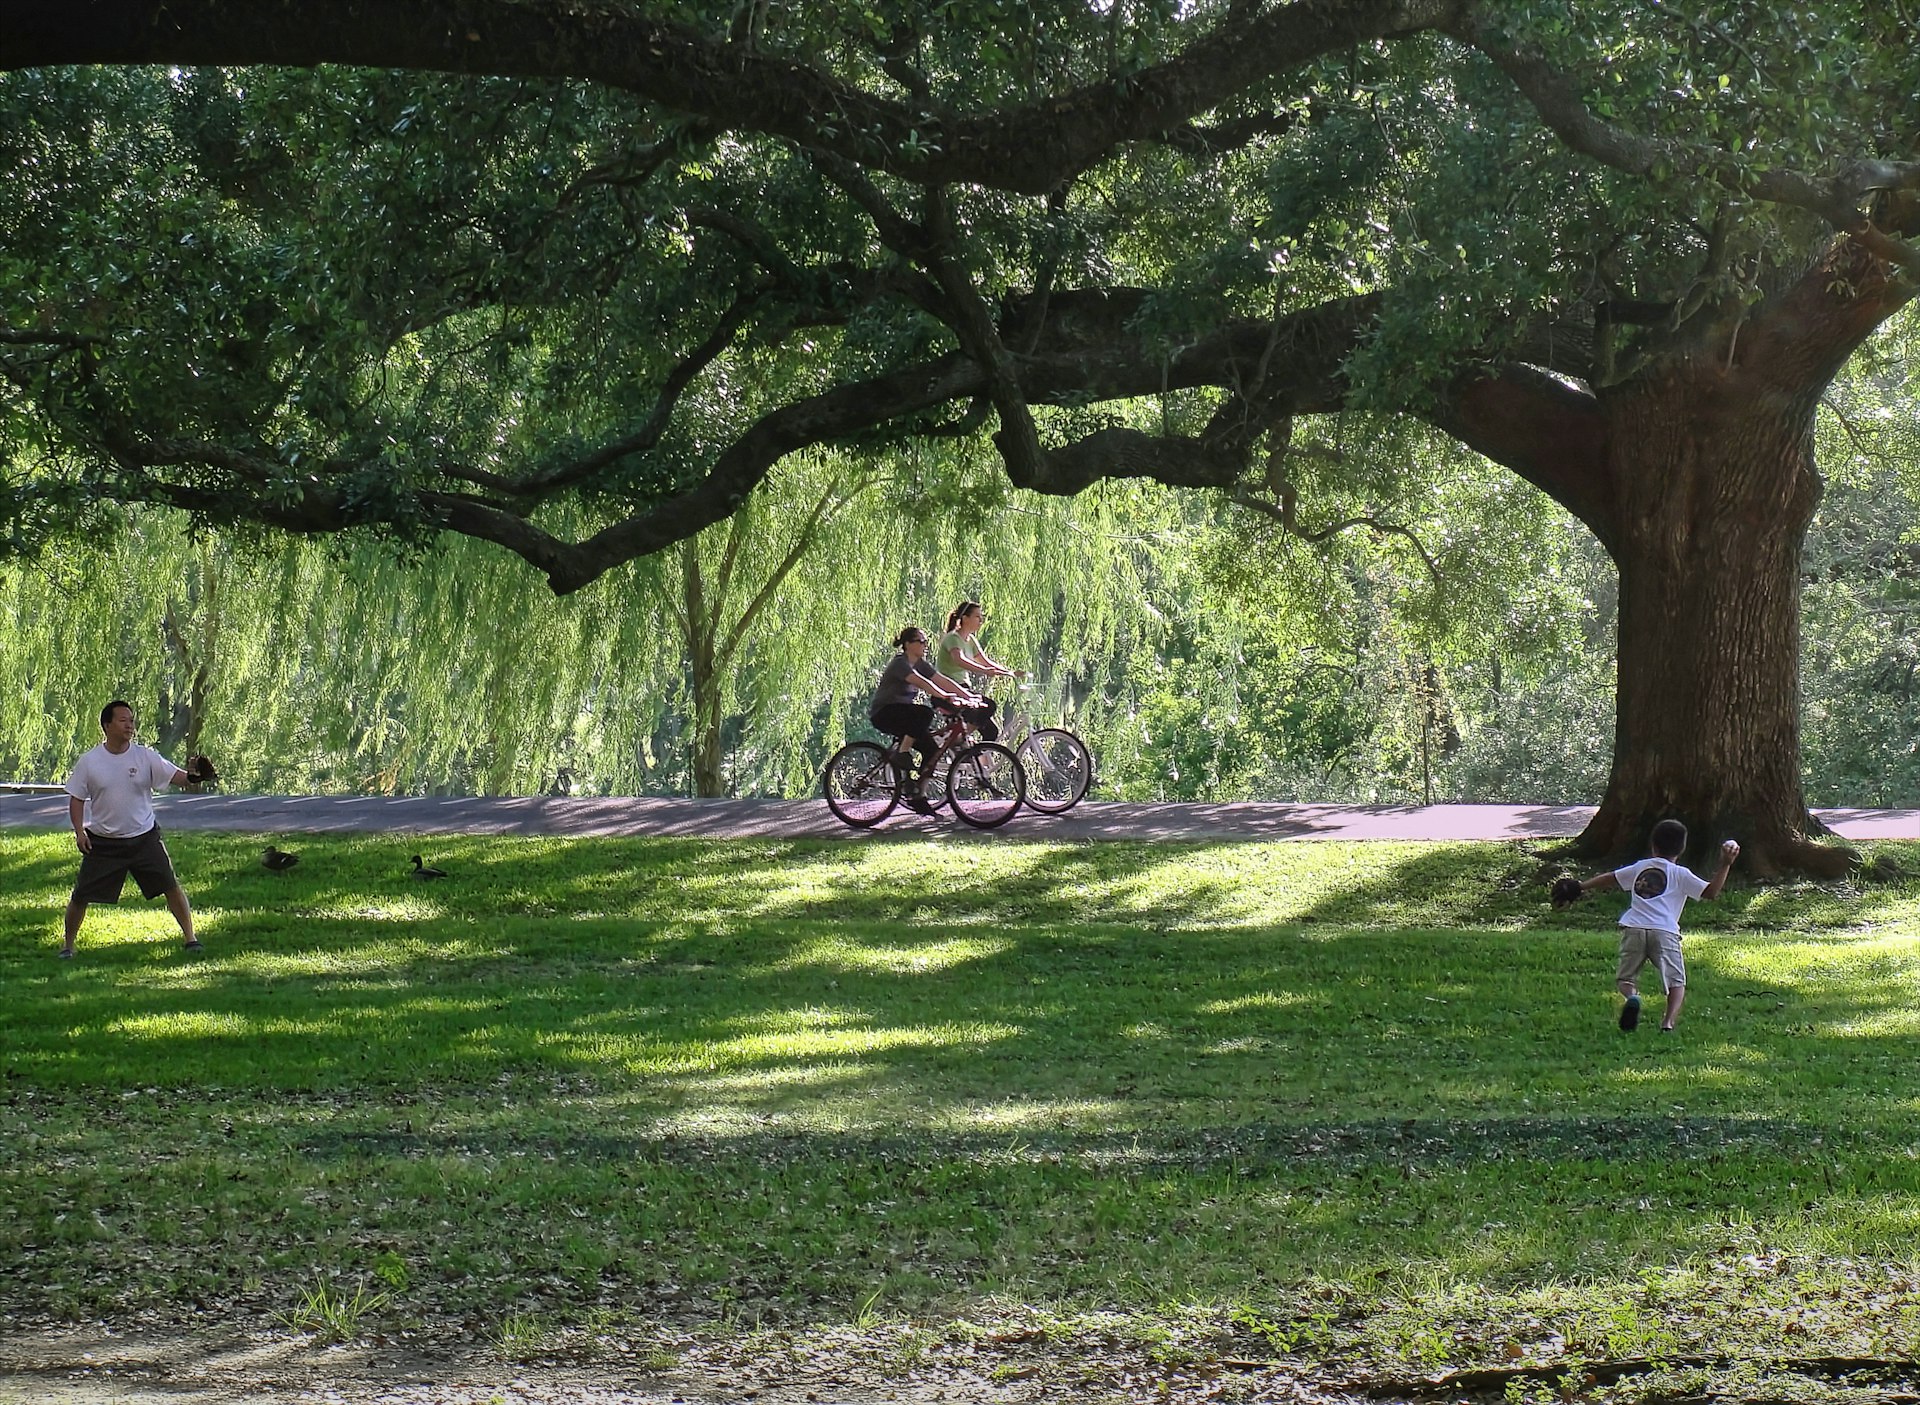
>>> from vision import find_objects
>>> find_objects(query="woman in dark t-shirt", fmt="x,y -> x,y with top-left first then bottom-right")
869,627 -> 981,811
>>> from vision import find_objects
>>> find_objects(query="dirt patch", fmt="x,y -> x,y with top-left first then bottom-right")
0,1327 -> 823,1405
2,1325 -> 1305,1404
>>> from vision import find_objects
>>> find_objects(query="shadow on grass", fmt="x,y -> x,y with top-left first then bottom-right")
4,832 -> 1918,1137
9,831 -> 1920,1331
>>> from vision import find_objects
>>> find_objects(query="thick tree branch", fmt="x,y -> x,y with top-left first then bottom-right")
1,0 -> 1463,196
919,187 -> 1049,488
461,290 -> 1376,587
1016,427 -> 1249,497
564,120 -> 720,202
528,353 -> 983,592
1856,221 -> 1920,279
24,253 -> 1626,596
1450,7 -> 1920,247
1421,364 -> 1614,545
808,152 -> 937,261
1735,232 -> 1919,395
682,207 -> 807,288
1157,109 -> 1301,160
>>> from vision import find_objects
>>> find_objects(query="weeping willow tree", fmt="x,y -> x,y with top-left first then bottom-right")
562,438 -> 1199,798
0,432 -> 1190,796
0,523 -> 663,792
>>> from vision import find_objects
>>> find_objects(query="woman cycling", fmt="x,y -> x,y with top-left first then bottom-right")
935,601 -> 1025,742
870,626 -> 981,812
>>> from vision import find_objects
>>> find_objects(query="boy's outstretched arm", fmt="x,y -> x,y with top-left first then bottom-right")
1578,872 -> 1620,896
1702,839 -> 1740,899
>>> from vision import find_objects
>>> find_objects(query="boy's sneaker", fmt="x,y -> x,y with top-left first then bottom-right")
1618,994 -> 1641,1032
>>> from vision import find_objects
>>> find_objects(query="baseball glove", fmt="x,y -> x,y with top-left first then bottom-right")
1550,875 -> 1583,908
185,753 -> 219,786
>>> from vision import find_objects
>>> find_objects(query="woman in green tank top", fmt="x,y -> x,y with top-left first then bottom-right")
937,601 -> 1024,742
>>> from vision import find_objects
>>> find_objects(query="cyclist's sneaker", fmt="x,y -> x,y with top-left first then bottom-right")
900,792 -> 933,814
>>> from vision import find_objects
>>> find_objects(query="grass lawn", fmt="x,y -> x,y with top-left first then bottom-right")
6,830 -> 1920,1397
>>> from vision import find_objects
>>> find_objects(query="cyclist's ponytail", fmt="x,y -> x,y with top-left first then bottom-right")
946,600 -> 980,633
892,626 -> 928,650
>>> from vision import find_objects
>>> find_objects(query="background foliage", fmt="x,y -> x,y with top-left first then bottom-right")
4,310 -> 1915,804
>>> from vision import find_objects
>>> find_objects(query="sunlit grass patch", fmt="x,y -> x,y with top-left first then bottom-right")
101,1008 -> 258,1041
749,933 -> 1015,976
1197,991 -> 1313,1014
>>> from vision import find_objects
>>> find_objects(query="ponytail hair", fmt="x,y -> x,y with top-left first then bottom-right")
946,600 -> 981,633
892,626 -> 928,649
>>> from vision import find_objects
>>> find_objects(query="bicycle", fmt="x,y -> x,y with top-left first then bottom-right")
993,686 -> 1094,814
822,703 -> 1026,829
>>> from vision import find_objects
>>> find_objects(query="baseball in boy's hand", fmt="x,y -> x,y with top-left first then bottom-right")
1550,876 -> 1583,908
1721,839 -> 1740,860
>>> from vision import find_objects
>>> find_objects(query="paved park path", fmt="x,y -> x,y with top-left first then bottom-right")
7,789 -> 1920,841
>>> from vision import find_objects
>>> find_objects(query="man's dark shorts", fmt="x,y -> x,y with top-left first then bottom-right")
72,827 -> 179,904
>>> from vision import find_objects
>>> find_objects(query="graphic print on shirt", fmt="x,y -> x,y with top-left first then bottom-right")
1634,867 -> 1669,899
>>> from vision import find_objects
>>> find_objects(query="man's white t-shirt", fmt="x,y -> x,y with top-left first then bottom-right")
1611,857 -> 1710,936
65,743 -> 180,838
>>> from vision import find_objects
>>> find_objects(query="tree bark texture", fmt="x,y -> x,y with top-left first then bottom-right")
1440,234 -> 1912,877
1577,367 -> 1849,877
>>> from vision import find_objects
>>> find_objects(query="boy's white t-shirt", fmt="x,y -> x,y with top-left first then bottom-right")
1611,857 -> 1709,936
65,743 -> 179,838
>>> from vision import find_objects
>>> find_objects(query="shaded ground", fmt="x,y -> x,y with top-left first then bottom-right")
7,802 -> 1915,1403
0,1324 -> 1348,1405
5,791 -> 1915,841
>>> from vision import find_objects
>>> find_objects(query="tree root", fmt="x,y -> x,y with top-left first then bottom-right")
1345,1354 -> 1920,1398
1569,810 -> 1858,880
1740,835 -> 1858,881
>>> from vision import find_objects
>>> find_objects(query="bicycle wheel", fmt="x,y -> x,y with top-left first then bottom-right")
1015,727 -> 1092,813
945,741 -> 1025,829
823,741 -> 901,828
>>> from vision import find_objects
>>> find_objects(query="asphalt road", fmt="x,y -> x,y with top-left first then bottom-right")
5,790 -> 1919,841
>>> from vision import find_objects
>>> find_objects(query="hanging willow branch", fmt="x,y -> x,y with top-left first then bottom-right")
1233,470 -> 1444,583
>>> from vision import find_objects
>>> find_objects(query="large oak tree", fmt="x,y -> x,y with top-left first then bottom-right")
2,0 -> 1916,870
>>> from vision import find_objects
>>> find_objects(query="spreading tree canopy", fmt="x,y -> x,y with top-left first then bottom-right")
2,0 -> 1916,869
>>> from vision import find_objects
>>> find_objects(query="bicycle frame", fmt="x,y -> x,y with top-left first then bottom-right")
885,702 -> 977,765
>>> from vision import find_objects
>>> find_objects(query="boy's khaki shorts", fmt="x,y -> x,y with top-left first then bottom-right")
1616,924 -> 1685,989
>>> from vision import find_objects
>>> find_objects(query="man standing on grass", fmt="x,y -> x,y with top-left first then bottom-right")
61,700 -> 206,959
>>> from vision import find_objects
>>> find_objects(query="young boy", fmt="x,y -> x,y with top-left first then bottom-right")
1557,819 -> 1739,1034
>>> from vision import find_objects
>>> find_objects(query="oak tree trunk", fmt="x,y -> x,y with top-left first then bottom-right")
1575,371 -> 1851,877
